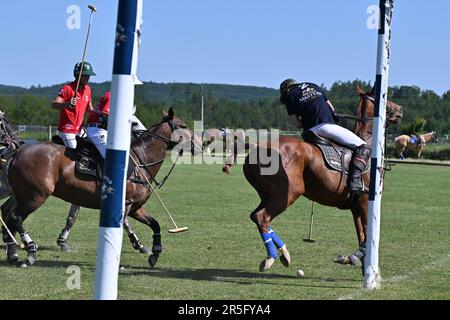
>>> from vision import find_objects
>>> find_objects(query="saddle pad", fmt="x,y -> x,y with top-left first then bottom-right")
75,147 -> 135,181
315,144 -> 346,173
314,144 -> 370,175
409,136 -> 417,145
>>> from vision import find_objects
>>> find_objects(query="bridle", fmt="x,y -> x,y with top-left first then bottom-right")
129,117 -> 193,188
335,94 -> 399,124
0,115 -> 23,158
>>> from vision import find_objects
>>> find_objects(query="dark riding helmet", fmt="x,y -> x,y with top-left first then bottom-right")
279,78 -> 299,104
73,62 -> 96,77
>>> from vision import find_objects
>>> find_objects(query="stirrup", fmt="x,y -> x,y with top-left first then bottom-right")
348,176 -> 364,192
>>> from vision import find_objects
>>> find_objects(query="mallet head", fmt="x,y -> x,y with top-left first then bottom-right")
88,5 -> 97,12
168,227 -> 189,234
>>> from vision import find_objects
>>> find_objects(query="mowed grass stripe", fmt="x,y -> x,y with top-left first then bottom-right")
0,161 -> 449,300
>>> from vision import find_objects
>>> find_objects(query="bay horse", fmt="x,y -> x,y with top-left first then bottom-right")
1,108 -> 201,267
243,86 -> 403,273
394,131 -> 436,159
0,114 -> 155,255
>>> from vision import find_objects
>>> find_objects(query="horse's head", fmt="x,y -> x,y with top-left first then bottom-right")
158,108 -> 202,155
429,131 -> 438,143
0,111 -> 22,153
355,85 -> 403,125
354,85 -> 403,143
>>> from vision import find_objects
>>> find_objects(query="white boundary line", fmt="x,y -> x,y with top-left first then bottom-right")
338,252 -> 450,300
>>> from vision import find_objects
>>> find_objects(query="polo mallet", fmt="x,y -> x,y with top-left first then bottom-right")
148,182 -> 188,233
303,201 -> 316,243
73,5 -> 97,101
129,156 -> 188,233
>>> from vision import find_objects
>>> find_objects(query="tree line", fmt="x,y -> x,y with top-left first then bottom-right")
0,80 -> 449,136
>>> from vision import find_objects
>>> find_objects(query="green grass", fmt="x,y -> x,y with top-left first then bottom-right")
1,160 -> 449,300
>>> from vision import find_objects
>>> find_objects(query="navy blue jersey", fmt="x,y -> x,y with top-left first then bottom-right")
284,82 -> 335,130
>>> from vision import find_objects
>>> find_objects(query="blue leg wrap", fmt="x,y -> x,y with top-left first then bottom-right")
260,232 -> 278,259
268,227 -> 285,249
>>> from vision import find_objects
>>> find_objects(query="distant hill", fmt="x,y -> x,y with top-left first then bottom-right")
0,80 -> 448,135
0,81 -> 278,104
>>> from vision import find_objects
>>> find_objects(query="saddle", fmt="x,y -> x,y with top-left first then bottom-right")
408,135 -> 422,145
51,135 -> 135,181
74,136 -> 104,179
301,130 -> 369,175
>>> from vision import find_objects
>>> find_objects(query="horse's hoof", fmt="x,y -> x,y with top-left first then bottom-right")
334,255 -> 351,265
139,246 -> 150,254
279,245 -> 291,267
59,242 -> 73,252
25,254 -> 36,266
148,254 -> 159,268
222,165 -> 231,174
349,254 -> 362,267
16,261 -> 28,268
7,255 -> 19,265
259,257 -> 275,272
6,243 -> 19,264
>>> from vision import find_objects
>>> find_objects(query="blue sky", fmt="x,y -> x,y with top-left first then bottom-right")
0,0 -> 449,95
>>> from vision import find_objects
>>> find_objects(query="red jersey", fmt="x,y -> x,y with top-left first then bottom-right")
57,81 -> 91,134
87,91 -> 110,124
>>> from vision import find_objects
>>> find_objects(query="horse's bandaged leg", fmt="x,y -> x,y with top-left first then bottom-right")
268,228 -> 290,267
20,232 -> 32,245
5,242 -> 18,264
2,227 -> 15,243
268,227 -> 285,249
152,233 -> 162,254
260,231 -> 278,259
58,229 -> 70,242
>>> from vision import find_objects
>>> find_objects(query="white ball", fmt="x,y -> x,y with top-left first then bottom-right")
296,269 -> 305,277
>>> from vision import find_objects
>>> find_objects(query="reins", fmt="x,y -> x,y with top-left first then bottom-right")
129,118 -> 189,189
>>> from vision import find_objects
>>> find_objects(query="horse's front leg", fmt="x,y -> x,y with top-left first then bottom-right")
19,230 -> 38,267
335,205 -> 367,275
128,207 -> 162,268
1,196 -> 20,264
9,215 -> 38,268
417,145 -> 423,159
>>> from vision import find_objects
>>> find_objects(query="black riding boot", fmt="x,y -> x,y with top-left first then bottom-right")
348,144 -> 371,193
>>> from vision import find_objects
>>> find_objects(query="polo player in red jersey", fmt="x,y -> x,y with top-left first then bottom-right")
52,62 -> 96,148
51,62 -> 95,251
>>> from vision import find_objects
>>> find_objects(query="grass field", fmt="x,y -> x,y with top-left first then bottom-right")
1,158 -> 449,300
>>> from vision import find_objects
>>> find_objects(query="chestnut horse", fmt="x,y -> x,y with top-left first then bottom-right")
1,108 -> 200,267
394,131 -> 436,159
243,87 -> 403,273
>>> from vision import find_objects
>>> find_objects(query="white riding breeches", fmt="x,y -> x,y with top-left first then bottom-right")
58,132 -> 77,148
310,123 -> 366,149
131,115 -> 146,131
58,130 -> 86,149
86,127 -> 107,158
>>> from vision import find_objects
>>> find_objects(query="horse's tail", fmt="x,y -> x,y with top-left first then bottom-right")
243,146 -> 265,198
